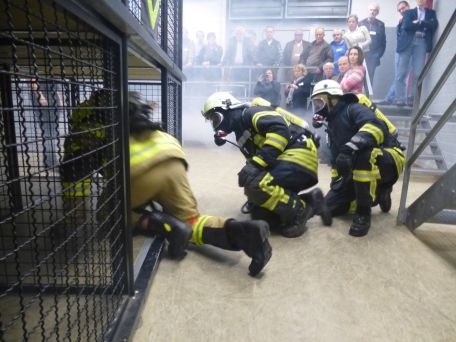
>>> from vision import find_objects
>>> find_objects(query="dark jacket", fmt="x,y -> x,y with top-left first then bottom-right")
223,37 -> 255,65
256,39 -> 281,66
326,97 -> 397,167
281,39 -> 312,66
398,7 -> 438,53
285,76 -> 311,111
299,40 -> 333,71
253,80 -> 281,107
234,106 -> 317,177
359,18 -> 386,59
196,44 -> 223,65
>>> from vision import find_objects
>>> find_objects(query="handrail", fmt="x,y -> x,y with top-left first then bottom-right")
397,9 -> 456,224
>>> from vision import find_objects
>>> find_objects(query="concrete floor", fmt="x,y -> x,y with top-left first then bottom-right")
132,144 -> 456,342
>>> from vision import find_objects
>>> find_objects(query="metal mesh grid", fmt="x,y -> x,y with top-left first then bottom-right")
128,0 -> 163,47
128,81 -> 162,123
0,1 -> 128,341
165,74 -> 181,139
166,0 -> 177,63
126,0 -> 184,66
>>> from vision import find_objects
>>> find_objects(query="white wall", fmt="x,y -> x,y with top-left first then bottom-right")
183,0 -> 227,49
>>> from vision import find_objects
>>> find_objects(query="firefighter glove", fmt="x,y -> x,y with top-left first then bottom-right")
336,145 -> 355,178
238,162 -> 263,187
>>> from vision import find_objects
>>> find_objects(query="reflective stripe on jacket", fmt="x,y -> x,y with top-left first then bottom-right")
129,130 -> 187,178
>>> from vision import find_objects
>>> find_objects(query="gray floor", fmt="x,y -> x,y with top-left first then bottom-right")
132,145 -> 456,342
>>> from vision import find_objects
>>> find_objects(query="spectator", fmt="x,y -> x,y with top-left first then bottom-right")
360,3 -> 386,84
196,32 -> 223,81
182,28 -> 195,68
282,29 -> 311,79
183,28 -> 195,79
299,27 -> 334,82
340,46 -> 366,94
253,69 -> 281,107
381,1 -> 411,105
195,30 -> 205,57
222,26 -> 255,82
394,0 -> 438,106
256,26 -> 282,68
336,56 -> 350,82
344,15 -> 371,52
322,62 -> 339,81
330,29 -> 347,75
285,64 -> 311,115
30,78 -> 62,169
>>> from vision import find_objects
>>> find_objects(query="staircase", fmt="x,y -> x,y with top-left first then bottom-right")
378,104 -> 447,175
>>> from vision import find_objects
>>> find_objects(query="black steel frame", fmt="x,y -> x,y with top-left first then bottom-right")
0,0 -> 184,340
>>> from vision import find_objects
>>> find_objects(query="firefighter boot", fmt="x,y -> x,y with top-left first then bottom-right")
202,220 -> 272,276
145,211 -> 192,259
349,213 -> 371,237
378,186 -> 392,213
280,205 -> 312,238
301,188 -> 332,226
225,220 -> 272,276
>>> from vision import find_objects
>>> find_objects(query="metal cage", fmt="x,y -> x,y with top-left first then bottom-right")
0,1 -> 129,340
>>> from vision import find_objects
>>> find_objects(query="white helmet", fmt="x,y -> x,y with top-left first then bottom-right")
311,80 -> 343,98
201,92 -> 241,119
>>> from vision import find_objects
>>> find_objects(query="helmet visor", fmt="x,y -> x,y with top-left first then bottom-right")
206,111 -> 224,130
311,98 -> 327,114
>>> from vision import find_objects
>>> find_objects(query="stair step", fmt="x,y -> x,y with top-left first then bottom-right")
411,167 -> 446,175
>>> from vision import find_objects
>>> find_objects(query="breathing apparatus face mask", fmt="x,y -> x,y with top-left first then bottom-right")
205,110 -> 224,130
311,96 -> 330,117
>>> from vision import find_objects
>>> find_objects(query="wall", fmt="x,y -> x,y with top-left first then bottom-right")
183,0 -> 227,50
421,0 -> 456,166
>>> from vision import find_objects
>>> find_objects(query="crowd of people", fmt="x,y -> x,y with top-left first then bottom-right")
183,1 -> 438,109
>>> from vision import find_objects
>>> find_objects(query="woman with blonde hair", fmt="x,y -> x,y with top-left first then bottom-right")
285,64 -> 311,115
344,14 -> 371,52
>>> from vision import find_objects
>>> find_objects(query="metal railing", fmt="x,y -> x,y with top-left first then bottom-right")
397,9 -> 456,230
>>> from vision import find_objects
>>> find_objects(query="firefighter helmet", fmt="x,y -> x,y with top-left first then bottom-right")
311,80 -> 343,98
201,92 -> 241,119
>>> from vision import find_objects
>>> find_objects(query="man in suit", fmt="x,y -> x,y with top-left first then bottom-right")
359,3 -> 386,85
256,26 -> 282,68
394,0 -> 438,106
281,29 -> 311,79
222,26 -> 255,82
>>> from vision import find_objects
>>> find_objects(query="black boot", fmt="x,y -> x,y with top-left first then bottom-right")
301,188 -> 332,226
224,220 -> 272,276
145,211 -> 192,259
378,186 -> 392,213
280,206 -> 312,238
349,213 -> 371,237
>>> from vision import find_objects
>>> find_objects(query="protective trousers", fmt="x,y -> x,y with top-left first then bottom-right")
131,158 -> 239,247
242,158 -> 318,226
326,147 -> 405,216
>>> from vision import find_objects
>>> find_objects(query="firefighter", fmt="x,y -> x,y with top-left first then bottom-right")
60,89 -> 111,237
128,92 -> 272,276
201,92 -> 332,239
310,80 -> 405,237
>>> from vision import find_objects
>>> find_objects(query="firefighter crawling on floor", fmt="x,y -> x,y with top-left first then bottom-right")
61,89 -> 272,276
201,93 -> 332,238
310,80 -> 406,237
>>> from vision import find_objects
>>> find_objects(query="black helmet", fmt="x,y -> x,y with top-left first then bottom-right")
128,91 -> 161,133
